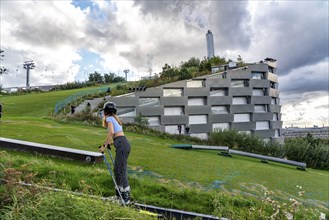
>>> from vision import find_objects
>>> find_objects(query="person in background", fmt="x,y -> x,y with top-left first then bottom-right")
0,102 -> 3,119
99,102 -> 131,205
185,123 -> 190,134
178,125 -> 182,134
70,105 -> 75,114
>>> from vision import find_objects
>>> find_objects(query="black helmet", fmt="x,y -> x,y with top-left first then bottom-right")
103,102 -> 117,115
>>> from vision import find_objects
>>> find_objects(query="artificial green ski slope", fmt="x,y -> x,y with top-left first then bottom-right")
0,89 -> 328,211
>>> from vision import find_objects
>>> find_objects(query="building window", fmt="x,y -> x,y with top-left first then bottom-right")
253,88 -> 266,96
210,88 -> 227,96
268,67 -> 275,73
271,98 -> 277,105
275,129 -> 280,137
146,117 -> 160,126
263,138 -> 270,143
164,107 -> 184,116
117,107 -> 136,117
255,121 -> 270,130
234,113 -> 251,122
238,130 -> 251,135
270,82 -> 277,89
139,97 -> 160,107
232,97 -> 248,104
190,133 -> 208,140
251,71 -> 265,79
211,106 -> 229,114
254,105 -> 268,113
163,88 -> 183,97
231,80 -> 249,87
188,97 -> 206,106
165,125 -> 181,134
212,123 -> 230,131
189,115 -> 207,124
273,113 -> 279,121
187,80 -> 205,88
271,98 -> 279,105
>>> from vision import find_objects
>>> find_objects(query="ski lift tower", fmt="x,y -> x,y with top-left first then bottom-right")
23,61 -> 35,90
123,69 -> 129,82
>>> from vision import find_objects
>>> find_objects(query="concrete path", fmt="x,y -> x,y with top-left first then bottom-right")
75,96 -> 110,113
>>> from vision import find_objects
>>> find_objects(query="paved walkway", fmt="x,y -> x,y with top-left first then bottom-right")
75,96 -> 110,113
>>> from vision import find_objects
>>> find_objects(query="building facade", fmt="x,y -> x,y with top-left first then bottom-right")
107,58 -> 283,143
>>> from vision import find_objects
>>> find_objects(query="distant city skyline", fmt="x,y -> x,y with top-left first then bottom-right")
0,0 -> 328,127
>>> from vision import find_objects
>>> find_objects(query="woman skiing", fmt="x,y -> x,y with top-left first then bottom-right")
99,102 -> 131,205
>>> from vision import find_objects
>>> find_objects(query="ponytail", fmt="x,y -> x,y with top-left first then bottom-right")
103,113 -> 122,127
113,114 -> 122,126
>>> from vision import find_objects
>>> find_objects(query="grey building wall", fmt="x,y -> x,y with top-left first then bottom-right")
107,59 -> 283,143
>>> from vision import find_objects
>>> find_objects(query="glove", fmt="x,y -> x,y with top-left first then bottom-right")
99,145 -> 106,154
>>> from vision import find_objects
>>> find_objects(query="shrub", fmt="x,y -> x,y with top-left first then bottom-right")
208,130 -> 329,169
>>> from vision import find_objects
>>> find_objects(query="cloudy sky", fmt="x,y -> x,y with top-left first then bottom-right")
0,0 -> 328,127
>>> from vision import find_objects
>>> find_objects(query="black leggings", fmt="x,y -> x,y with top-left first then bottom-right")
113,136 -> 131,190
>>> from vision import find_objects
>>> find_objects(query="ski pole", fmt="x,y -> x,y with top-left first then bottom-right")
107,144 -> 115,165
99,145 -> 125,206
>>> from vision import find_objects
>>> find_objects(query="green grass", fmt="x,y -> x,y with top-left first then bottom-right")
0,88 -> 328,219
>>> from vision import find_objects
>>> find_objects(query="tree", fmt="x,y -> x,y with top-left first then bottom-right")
180,57 -> 200,69
209,56 -> 227,66
0,49 -> 8,76
160,63 -> 177,80
237,55 -> 245,66
104,72 -> 115,83
88,71 -> 103,83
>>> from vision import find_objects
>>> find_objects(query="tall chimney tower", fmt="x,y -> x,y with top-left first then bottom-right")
206,30 -> 215,59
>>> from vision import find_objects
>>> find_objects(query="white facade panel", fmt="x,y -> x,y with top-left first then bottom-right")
188,97 -> 206,106
239,130 -> 251,135
253,89 -> 265,96
275,129 -> 280,137
213,123 -> 230,131
255,121 -> 270,130
189,115 -> 207,124
211,106 -> 229,114
139,98 -> 160,107
117,108 -> 136,117
210,89 -> 226,96
231,80 -> 245,87
164,107 -> 184,116
234,113 -> 251,122
146,117 -> 160,126
254,105 -> 267,113
165,125 -> 180,134
190,133 -> 208,140
187,80 -> 204,88
163,89 -> 183,97
232,97 -> 248,104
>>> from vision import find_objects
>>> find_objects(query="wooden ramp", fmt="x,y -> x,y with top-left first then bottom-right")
0,137 -> 103,163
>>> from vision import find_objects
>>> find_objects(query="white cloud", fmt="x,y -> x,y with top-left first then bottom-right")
1,0 -> 328,127
281,91 -> 329,127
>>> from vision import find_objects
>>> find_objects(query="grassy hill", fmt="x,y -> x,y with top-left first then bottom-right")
0,88 -> 328,219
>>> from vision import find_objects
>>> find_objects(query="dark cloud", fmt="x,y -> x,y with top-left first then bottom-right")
133,0 -> 252,52
83,6 -> 129,52
208,1 -> 252,51
279,60 -> 328,93
7,6 -> 83,48
253,1 -> 329,74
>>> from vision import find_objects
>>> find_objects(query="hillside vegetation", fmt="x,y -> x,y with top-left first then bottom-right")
0,88 -> 328,219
